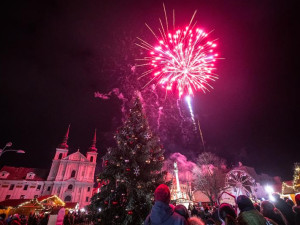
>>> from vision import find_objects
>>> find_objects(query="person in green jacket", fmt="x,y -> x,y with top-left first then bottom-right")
236,195 -> 277,225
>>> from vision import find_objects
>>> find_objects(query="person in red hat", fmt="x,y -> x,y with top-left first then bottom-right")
294,194 -> 300,225
144,184 -> 188,225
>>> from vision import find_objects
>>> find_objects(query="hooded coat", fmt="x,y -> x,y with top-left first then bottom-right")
144,201 -> 188,225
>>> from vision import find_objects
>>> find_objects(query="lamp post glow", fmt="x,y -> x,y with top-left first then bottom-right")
0,142 -> 25,158
264,185 -> 275,201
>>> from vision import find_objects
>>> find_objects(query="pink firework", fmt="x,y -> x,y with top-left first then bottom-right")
137,10 -> 219,98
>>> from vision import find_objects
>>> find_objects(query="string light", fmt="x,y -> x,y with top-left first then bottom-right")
282,163 -> 300,194
39,195 -> 65,206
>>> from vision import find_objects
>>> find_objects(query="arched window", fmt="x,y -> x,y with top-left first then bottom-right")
71,170 -> 76,178
64,195 -> 71,202
68,184 -> 73,190
58,153 -> 63,159
90,156 -> 94,162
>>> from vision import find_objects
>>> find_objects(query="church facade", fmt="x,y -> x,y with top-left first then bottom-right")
0,126 -> 98,209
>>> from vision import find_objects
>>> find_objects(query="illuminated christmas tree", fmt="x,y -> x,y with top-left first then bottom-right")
90,96 -> 166,225
293,162 -> 300,192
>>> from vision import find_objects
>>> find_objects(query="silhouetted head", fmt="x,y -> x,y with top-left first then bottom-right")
237,195 -> 254,212
175,204 -> 189,220
286,198 -> 294,207
272,193 -> 281,200
218,203 -> 236,221
261,200 -> 275,215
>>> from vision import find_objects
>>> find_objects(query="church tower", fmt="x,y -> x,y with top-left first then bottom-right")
47,125 -> 70,181
44,127 -> 98,208
86,129 -> 98,163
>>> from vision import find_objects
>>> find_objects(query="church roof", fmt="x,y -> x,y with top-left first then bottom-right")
0,166 -> 49,181
63,151 -> 89,162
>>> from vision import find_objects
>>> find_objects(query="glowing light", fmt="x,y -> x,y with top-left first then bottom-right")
137,12 -> 219,98
80,208 -> 86,213
264,185 -> 274,193
264,185 -> 275,201
269,195 -> 276,202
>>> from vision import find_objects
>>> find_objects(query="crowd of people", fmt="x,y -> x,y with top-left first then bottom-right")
0,212 -> 91,225
0,213 -> 49,225
1,185 -> 299,225
144,184 -> 300,225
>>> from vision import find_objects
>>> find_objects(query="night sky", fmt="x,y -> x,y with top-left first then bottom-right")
0,0 -> 298,180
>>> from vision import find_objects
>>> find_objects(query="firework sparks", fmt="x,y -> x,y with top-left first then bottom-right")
137,14 -> 219,98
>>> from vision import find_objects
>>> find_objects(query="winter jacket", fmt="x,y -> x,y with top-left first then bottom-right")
293,206 -> 300,225
237,209 -> 274,225
144,201 -> 188,225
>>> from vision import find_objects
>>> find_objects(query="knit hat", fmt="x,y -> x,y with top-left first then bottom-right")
218,203 -> 236,220
295,194 -> 300,206
154,184 -> 170,204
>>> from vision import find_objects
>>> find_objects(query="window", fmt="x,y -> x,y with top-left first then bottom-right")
86,197 -> 89,202
58,153 -> 63,159
47,186 -> 51,191
57,187 -> 61,194
64,195 -> 71,202
36,185 -> 41,190
68,184 -> 73,190
23,185 -> 28,190
71,170 -> 76,178
26,172 -> 35,180
5,195 -> 10,200
20,195 -> 25,199
1,171 -> 9,179
87,187 -> 90,192
90,156 -> 94,162
9,184 -> 15,190
34,195 -> 38,199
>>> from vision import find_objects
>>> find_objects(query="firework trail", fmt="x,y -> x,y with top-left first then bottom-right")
95,88 -> 128,118
185,96 -> 196,127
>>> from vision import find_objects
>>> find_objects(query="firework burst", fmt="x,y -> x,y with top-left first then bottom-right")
137,8 -> 219,98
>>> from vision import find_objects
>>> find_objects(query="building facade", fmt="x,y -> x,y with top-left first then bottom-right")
0,127 -> 98,208
0,167 -> 48,201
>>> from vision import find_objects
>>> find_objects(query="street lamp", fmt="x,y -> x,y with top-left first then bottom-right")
0,142 -> 26,158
